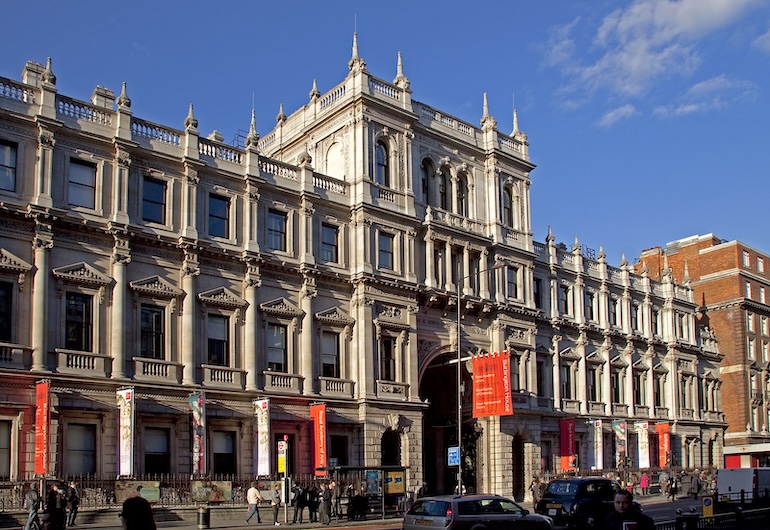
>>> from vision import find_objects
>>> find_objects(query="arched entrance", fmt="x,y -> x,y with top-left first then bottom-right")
419,348 -> 477,494
381,429 -> 401,465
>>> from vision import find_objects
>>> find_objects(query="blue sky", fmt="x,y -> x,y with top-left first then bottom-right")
3,0 -> 769,263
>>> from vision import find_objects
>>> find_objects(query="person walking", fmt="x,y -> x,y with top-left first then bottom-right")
690,472 -> 701,500
640,472 -> 650,496
291,483 -> 307,524
308,484 -> 319,523
668,475 -> 678,501
319,483 -> 331,525
65,481 -> 79,527
245,481 -> 263,524
24,484 -> 41,530
271,482 -> 282,526
603,490 -> 654,530
529,476 -> 541,504
329,480 -> 339,520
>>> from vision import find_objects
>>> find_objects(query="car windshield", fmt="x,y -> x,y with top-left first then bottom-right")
458,498 -> 524,516
545,480 -> 580,495
408,500 -> 450,516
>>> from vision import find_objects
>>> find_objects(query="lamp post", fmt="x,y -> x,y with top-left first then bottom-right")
455,261 -> 504,497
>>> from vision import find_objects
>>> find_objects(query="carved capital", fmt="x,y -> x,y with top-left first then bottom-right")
38,128 -> 55,148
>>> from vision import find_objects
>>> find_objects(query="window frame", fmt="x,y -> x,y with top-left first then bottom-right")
378,231 -> 396,271
0,280 -> 12,343
142,176 -> 167,225
266,209 -> 288,252
375,141 -> 390,187
143,425 -> 171,474
506,266 -> 519,300
65,291 -> 94,352
139,304 -> 166,360
266,322 -> 289,373
320,330 -> 341,379
0,138 -> 18,193
67,158 -> 99,210
63,420 -> 99,475
379,334 -> 397,382
206,313 -> 230,366
320,223 -> 340,264
208,193 -> 231,239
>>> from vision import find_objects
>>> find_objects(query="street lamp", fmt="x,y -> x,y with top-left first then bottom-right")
455,261 -> 505,497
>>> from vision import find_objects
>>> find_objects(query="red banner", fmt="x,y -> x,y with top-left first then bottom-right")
472,351 -> 513,418
34,380 -> 50,475
656,422 -> 670,466
310,403 -> 327,476
560,418 -> 576,470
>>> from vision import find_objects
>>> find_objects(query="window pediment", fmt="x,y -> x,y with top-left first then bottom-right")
315,307 -> 354,326
260,297 -> 302,318
374,318 -> 411,332
610,354 -> 628,368
198,287 -> 246,309
0,248 -> 32,273
129,275 -> 182,298
653,358 -> 668,374
632,357 -> 649,371
52,262 -> 112,287
586,350 -> 605,365
560,347 -> 580,361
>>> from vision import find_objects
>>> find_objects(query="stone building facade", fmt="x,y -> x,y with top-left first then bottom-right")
0,39 -> 724,498
639,234 -> 770,468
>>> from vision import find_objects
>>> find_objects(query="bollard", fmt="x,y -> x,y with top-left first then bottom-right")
197,506 -> 210,529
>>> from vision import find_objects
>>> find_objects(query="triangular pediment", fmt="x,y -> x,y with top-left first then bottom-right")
585,350 -> 605,365
198,287 -> 246,308
610,353 -> 628,368
652,358 -> 668,374
0,248 -> 32,272
129,276 -> 182,298
52,262 -> 111,286
559,347 -> 580,361
632,357 -> 649,371
260,297 -> 302,318
315,307 -> 354,325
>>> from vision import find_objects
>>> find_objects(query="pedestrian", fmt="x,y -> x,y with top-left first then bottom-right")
271,482 -> 282,525
668,475 -> 678,501
690,472 -> 701,500
65,481 -> 79,527
640,473 -> 650,496
329,480 -> 339,520
529,476 -> 541,504
416,482 -> 428,499
308,484 -> 319,523
659,471 -> 669,498
119,495 -> 156,530
291,483 -> 307,524
319,483 -> 331,525
24,484 -> 41,530
245,481 -> 263,524
603,490 -> 654,530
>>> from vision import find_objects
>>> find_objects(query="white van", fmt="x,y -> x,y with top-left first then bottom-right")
715,468 -> 770,503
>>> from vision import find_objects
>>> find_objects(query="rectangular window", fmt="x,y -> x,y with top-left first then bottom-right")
759,257 -> 765,273
65,293 -> 93,351
558,285 -> 571,315
140,305 -> 164,359
587,368 -> 598,401
536,360 -> 546,397
506,267 -> 518,299
208,194 -> 230,238
380,336 -> 396,381
0,281 -> 12,343
378,232 -> 395,270
653,375 -> 663,407
743,250 -> 751,267
584,292 -> 596,321
763,341 -> 769,362
144,427 -> 170,474
142,177 -> 166,224
634,372 -> 644,406
267,323 -> 287,372
748,337 -> 755,360
560,364 -> 572,399
321,223 -> 339,263
651,309 -> 660,336
611,371 -> 622,403
207,315 -> 229,366
631,305 -> 640,331
609,299 -> 618,327
66,423 -> 96,475
212,430 -> 236,475
68,159 -> 96,209
761,287 -> 766,304
676,313 -> 688,340
746,282 -> 752,299
267,210 -> 287,251
0,139 -> 17,192
330,435 -> 349,466
0,420 -> 10,478
533,278 -> 543,309
747,313 -> 754,333
321,331 -> 340,378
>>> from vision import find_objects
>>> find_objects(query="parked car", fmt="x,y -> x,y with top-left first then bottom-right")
403,494 -> 553,530
534,477 -> 631,528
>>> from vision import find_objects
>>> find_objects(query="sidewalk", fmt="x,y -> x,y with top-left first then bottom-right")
64,515 -> 402,530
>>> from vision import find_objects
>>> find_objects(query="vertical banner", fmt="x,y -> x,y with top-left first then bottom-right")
656,422 -> 670,467
310,403 -> 327,476
590,419 -> 603,470
635,422 -> 650,469
116,388 -> 135,477
189,392 -> 206,475
472,351 -> 513,418
560,418 -> 576,470
34,380 -> 50,475
612,420 -> 627,467
254,399 -> 271,476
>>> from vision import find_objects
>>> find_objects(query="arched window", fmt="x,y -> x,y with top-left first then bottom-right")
457,173 -> 468,216
502,188 -> 513,227
421,159 -> 435,206
439,168 -> 449,210
375,142 -> 389,187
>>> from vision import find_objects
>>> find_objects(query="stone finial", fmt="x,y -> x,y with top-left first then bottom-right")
546,226 -> 555,243
598,245 -> 606,260
620,253 -> 628,267
572,235 -> 580,252
276,103 -> 286,124
393,51 -> 410,90
683,260 -> 691,285
480,93 -> 496,130
298,148 -> 312,167
641,262 -> 649,275
512,108 -> 519,135
246,108 -> 259,147
348,32 -> 366,71
309,79 -> 321,100
117,81 -> 131,109
184,103 -> 198,130
42,57 -> 56,85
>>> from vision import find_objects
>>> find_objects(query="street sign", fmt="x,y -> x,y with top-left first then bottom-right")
448,446 -> 460,467
278,441 -> 287,473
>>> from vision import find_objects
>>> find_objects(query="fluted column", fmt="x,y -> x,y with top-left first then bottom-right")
300,277 -> 317,394
244,267 -> 261,391
31,231 -> 52,371
181,251 -> 199,385
552,335 -> 562,406
111,238 -> 131,379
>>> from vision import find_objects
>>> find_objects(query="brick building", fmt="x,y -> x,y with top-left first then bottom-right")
638,234 -> 770,467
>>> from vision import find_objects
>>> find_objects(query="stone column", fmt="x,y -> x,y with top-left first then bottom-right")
181,251 -> 199,385
551,335 -> 561,406
424,228 -> 436,288
479,251 -> 491,300
300,277 -> 317,394
34,126 -> 54,208
111,238 -> 131,379
445,242 -> 454,292
31,231 -> 52,371
462,245 -> 472,295
244,266 -> 261,391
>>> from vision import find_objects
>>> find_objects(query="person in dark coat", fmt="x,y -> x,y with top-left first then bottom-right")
65,481 -> 79,527
604,490 -> 654,530
24,484 -> 41,530
120,496 -> 156,530
291,483 -> 307,524
308,484 -> 319,523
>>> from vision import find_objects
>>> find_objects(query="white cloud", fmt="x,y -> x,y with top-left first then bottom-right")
545,0 -> 761,101
753,27 -> 770,53
653,73 -> 758,116
597,104 -> 640,127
